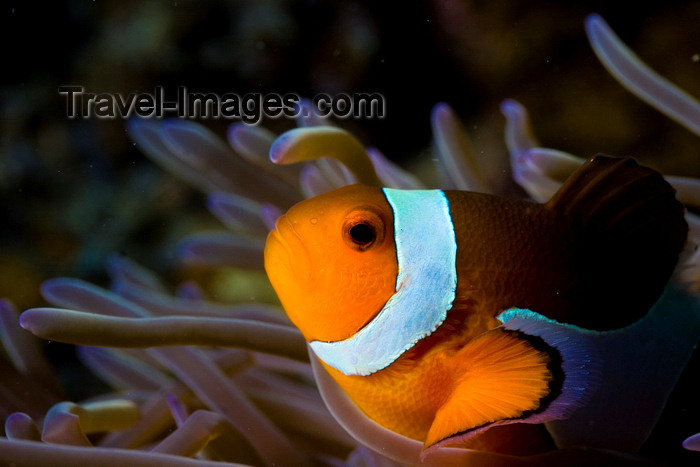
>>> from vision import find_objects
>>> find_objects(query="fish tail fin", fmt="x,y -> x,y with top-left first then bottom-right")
546,155 -> 688,329
546,285 -> 700,452
423,311 -> 599,455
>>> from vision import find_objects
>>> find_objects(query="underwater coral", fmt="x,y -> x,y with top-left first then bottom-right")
2,10 -> 700,467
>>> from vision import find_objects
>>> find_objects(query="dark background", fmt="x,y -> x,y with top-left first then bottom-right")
1,0 -> 699,307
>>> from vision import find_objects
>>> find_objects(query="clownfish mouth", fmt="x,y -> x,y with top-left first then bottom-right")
265,216 -> 312,286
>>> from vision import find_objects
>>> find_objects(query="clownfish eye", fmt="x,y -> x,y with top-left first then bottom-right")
342,208 -> 386,252
349,223 -> 375,244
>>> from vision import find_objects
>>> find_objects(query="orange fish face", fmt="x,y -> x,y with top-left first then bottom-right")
264,184 -> 398,343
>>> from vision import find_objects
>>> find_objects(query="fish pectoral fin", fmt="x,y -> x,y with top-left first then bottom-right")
424,328 -> 555,449
425,310 -> 599,452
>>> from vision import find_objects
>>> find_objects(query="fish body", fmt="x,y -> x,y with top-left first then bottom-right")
264,155 -> 688,452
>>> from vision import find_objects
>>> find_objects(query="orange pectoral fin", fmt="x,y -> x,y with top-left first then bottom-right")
425,328 -> 556,449
425,310 -> 599,453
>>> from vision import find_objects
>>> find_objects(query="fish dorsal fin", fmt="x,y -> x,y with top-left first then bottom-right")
546,155 -> 688,329
546,155 -> 683,230
423,313 -> 598,452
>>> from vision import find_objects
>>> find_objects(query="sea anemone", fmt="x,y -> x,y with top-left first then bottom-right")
2,13 -> 700,467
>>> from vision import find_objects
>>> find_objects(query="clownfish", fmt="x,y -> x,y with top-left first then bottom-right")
264,155 -> 688,453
